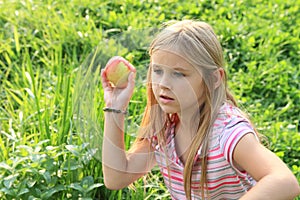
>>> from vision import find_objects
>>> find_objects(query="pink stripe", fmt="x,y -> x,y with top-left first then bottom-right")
161,166 -> 183,176
207,153 -> 223,160
227,129 -> 244,162
208,145 -> 220,152
208,162 -> 228,170
208,180 -> 241,190
161,172 -> 183,182
207,175 -> 238,184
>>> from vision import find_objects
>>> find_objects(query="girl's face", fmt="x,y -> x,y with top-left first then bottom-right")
151,50 -> 205,114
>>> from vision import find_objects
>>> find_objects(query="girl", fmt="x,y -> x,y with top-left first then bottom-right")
101,20 -> 300,199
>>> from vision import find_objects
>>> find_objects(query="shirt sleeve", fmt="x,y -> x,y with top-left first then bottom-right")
219,117 -> 258,171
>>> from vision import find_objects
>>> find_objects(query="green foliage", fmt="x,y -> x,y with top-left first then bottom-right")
0,0 -> 299,199
0,138 -> 102,199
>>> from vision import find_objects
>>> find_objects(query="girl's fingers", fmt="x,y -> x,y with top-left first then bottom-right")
101,69 -> 111,89
101,68 -> 136,106
101,69 -> 107,81
127,72 -> 136,88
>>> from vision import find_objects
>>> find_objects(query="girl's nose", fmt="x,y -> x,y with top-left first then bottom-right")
159,74 -> 172,89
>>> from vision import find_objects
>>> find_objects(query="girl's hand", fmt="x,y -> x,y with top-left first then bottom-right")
101,69 -> 136,110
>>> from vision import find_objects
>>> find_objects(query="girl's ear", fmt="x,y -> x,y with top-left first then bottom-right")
213,68 -> 225,89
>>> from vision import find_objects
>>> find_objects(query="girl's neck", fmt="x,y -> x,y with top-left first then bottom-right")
172,110 -> 200,165
176,109 -> 201,138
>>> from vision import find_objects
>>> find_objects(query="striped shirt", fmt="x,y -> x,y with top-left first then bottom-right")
151,102 -> 257,199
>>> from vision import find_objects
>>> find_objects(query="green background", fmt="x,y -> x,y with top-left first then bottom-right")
0,0 -> 299,199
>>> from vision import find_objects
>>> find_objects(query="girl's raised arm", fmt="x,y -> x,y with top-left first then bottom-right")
234,133 -> 300,199
101,68 -> 156,190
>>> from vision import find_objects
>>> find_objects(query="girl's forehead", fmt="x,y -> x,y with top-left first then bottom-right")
151,49 -> 194,69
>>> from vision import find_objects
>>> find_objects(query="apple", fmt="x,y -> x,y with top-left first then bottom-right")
104,56 -> 135,88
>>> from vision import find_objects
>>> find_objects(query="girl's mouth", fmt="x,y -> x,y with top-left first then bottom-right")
159,95 -> 174,103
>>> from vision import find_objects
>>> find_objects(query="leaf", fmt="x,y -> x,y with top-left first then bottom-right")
28,195 -> 41,200
42,171 -> 52,184
86,183 -> 104,192
276,151 -> 285,158
24,88 -> 35,99
0,187 -> 16,196
80,198 -> 93,200
17,188 -> 29,196
0,130 -> 17,141
12,157 -> 30,169
34,188 -> 42,197
37,139 -> 50,146
40,185 -> 65,199
17,145 -> 33,154
25,71 -> 32,86
81,176 -> 94,188
3,173 -> 19,189
43,158 -> 56,172
26,179 -> 37,188
69,183 -> 83,192
0,162 -> 12,171
62,158 -> 82,171
65,144 -> 80,156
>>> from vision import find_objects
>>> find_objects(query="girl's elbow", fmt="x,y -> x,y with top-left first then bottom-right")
292,179 -> 300,197
104,177 -> 126,190
104,183 -> 123,190
285,173 -> 300,198
291,182 -> 300,198
102,166 -> 129,190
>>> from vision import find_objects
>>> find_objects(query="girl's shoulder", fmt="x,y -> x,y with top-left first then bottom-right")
215,102 -> 251,130
213,102 -> 253,133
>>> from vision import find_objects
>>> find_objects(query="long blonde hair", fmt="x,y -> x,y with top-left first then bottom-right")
132,20 -> 240,199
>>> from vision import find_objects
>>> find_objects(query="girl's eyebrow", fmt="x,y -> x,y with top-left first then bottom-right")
151,63 -> 190,72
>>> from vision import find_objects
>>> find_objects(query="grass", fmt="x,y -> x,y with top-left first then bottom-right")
0,0 -> 299,199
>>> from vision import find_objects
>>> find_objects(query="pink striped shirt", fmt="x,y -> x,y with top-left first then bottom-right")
151,102 -> 257,199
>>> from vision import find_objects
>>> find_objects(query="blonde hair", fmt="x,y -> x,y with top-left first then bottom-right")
132,20 -> 242,199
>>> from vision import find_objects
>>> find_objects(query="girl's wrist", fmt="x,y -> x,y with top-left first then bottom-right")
103,107 -> 127,115
103,101 -> 128,114
105,101 -> 128,111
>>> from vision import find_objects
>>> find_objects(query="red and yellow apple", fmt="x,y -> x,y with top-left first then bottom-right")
104,56 -> 135,88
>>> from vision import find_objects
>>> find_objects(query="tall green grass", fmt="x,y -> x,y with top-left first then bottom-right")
0,0 -> 299,199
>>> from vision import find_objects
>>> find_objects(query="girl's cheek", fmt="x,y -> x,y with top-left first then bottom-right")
151,76 -> 161,86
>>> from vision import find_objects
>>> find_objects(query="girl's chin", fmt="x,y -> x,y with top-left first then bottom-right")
158,104 -> 179,114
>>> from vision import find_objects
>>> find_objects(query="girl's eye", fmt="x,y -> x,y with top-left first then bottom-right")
153,69 -> 163,75
173,71 -> 185,77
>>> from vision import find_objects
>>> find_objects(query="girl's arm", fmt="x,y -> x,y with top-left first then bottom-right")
234,133 -> 300,200
102,111 -> 156,190
101,69 -> 156,190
